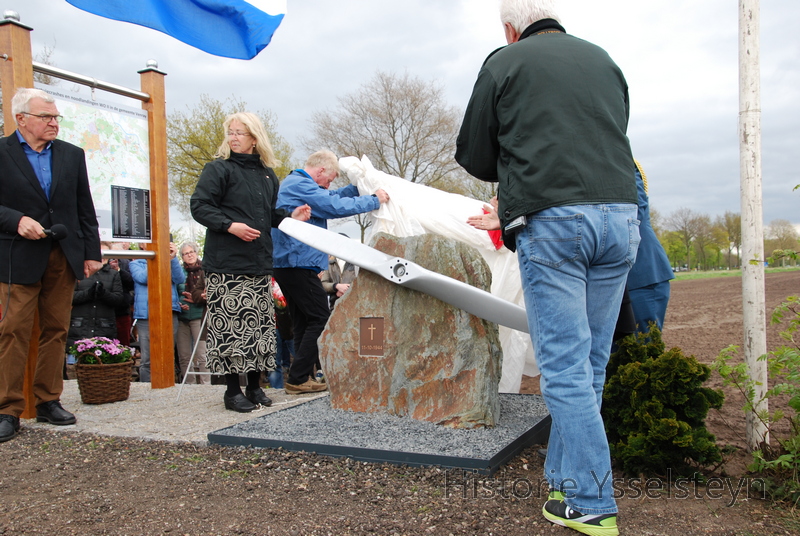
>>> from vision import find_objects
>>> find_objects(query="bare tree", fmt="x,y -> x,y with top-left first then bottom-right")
716,211 -> 742,268
305,71 -> 463,187
666,208 -> 704,269
167,94 -> 295,219
649,206 -> 665,238
765,219 -> 799,265
0,43 -> 59,131
692,214 -> 714,270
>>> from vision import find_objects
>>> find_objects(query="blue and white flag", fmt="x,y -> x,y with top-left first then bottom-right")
66,0 -> 286,60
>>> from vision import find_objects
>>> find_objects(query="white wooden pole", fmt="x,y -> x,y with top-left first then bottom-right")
738,0 -> 769,450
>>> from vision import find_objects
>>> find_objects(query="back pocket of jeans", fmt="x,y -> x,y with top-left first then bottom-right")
526,214 -> 582,268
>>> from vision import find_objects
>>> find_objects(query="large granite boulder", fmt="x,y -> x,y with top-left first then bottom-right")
319,233 -> 502,428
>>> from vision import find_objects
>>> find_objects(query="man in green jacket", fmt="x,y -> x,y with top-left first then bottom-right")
456,1 -> 639,534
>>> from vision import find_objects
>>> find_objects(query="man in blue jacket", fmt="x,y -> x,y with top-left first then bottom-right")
627,161 -> 674,334
272,150 -> 389,394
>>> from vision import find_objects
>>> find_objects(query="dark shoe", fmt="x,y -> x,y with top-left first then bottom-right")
285,379 -> 328,394
0,414 -> 20,442
537,447 -> 548,460
36,400 -> 77,425
223,393 -> 257,413
245,388 -> 272,407
542,499 -> 619,536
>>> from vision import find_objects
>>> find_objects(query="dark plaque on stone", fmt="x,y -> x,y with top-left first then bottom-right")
359,317 -> 384,356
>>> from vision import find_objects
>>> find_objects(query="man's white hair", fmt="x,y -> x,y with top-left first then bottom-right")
11,88 -> 55,123
499,0 -> 561,34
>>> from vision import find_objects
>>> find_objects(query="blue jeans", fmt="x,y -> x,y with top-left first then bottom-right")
516,204 -> 639,514
267,331 -> 294,389
136,313 -> 179,383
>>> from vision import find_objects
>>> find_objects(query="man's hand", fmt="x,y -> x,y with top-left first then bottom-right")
84,260 -> 103,278
228,222 -> 261,242
292,204 -> 311,221
17,216 -> 46,240
169,242 -> 178,259
374,189 -> 390,204
467,197 -> 501,231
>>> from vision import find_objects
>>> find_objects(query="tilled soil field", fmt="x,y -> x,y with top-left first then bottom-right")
1,270 -> 799,536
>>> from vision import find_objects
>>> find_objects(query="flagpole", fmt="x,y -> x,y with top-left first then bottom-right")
738,0 -> 768,450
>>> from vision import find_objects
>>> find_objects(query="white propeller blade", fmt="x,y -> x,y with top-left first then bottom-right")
278,218 -> 529,333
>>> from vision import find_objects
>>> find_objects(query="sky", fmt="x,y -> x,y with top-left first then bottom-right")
11,0 -> 800,232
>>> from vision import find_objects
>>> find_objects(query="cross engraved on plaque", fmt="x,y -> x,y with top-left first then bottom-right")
359,317 -> 385,356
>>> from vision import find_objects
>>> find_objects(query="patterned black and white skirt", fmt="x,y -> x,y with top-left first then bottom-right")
205,272 -> 276,374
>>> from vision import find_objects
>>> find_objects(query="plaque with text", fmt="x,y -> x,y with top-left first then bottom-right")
359,317 -> 385,356
112,185 -> 151,240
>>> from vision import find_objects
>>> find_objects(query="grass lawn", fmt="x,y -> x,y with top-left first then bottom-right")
672,266 -> 800,281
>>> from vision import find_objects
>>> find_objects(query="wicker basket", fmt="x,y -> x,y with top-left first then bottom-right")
75,356 -> 134,405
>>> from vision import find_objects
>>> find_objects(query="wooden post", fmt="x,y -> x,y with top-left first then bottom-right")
739,0 -> 768,449
0,15 -> 38,419
139,62 -> 174,389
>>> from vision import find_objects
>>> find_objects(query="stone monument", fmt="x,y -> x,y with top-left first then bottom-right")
319,233 -> 502,428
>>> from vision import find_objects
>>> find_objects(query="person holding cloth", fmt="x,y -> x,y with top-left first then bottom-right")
0,88 -> 102,442
191,112 -> 311,413
272,150 -> 389,394
456,1 -> 639,534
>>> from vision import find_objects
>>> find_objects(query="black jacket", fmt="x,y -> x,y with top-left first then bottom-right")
0,134 -> 101,284
190,153 -> 289,275
456,19 -> 637,249
67,263 -> 126,345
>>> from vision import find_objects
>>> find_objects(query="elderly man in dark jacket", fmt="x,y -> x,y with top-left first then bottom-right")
456,1 -> 638,533
0,88 -> 102,443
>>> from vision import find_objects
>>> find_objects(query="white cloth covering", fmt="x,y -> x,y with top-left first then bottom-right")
339,155 -> 538,393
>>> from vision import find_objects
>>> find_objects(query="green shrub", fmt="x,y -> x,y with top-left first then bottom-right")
603,325 -> 724,476
715,294 -> 800,505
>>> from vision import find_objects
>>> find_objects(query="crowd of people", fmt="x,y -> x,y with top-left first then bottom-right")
2,3 -> 678,533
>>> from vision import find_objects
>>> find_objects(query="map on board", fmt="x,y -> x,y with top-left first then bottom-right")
38,85 -> 151,241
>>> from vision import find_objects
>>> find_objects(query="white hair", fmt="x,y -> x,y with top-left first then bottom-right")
499,0 -> 561,34
11,88 -> 55,122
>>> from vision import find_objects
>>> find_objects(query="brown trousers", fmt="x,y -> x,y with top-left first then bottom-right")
0,244 -> 76,417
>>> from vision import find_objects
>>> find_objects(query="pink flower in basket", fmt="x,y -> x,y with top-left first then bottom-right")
68,337 -> 133,365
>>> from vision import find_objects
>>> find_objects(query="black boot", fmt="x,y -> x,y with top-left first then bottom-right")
0,414 -> 20,442
245,388 -> 272,407
223,393 -> 257,413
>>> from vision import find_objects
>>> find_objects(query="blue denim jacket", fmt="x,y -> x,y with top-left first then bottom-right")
129,256 -> 186,319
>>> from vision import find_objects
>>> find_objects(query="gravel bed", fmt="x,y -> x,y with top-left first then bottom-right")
211,393 -> 548,460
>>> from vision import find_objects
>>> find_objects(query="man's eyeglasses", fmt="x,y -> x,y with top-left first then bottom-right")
22,112 -> 64,124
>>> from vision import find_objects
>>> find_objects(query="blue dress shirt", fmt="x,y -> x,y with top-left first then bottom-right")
16,130 -> 53,201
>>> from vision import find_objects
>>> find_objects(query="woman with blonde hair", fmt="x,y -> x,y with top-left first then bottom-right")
191,112 -> 310,413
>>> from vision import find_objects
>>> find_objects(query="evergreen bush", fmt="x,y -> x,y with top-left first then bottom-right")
603,325 -> 724,476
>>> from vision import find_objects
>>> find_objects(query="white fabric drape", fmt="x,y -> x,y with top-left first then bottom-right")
339,155 -> 538,393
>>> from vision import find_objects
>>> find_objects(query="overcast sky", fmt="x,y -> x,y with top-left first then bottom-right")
12,0 -> 800,230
